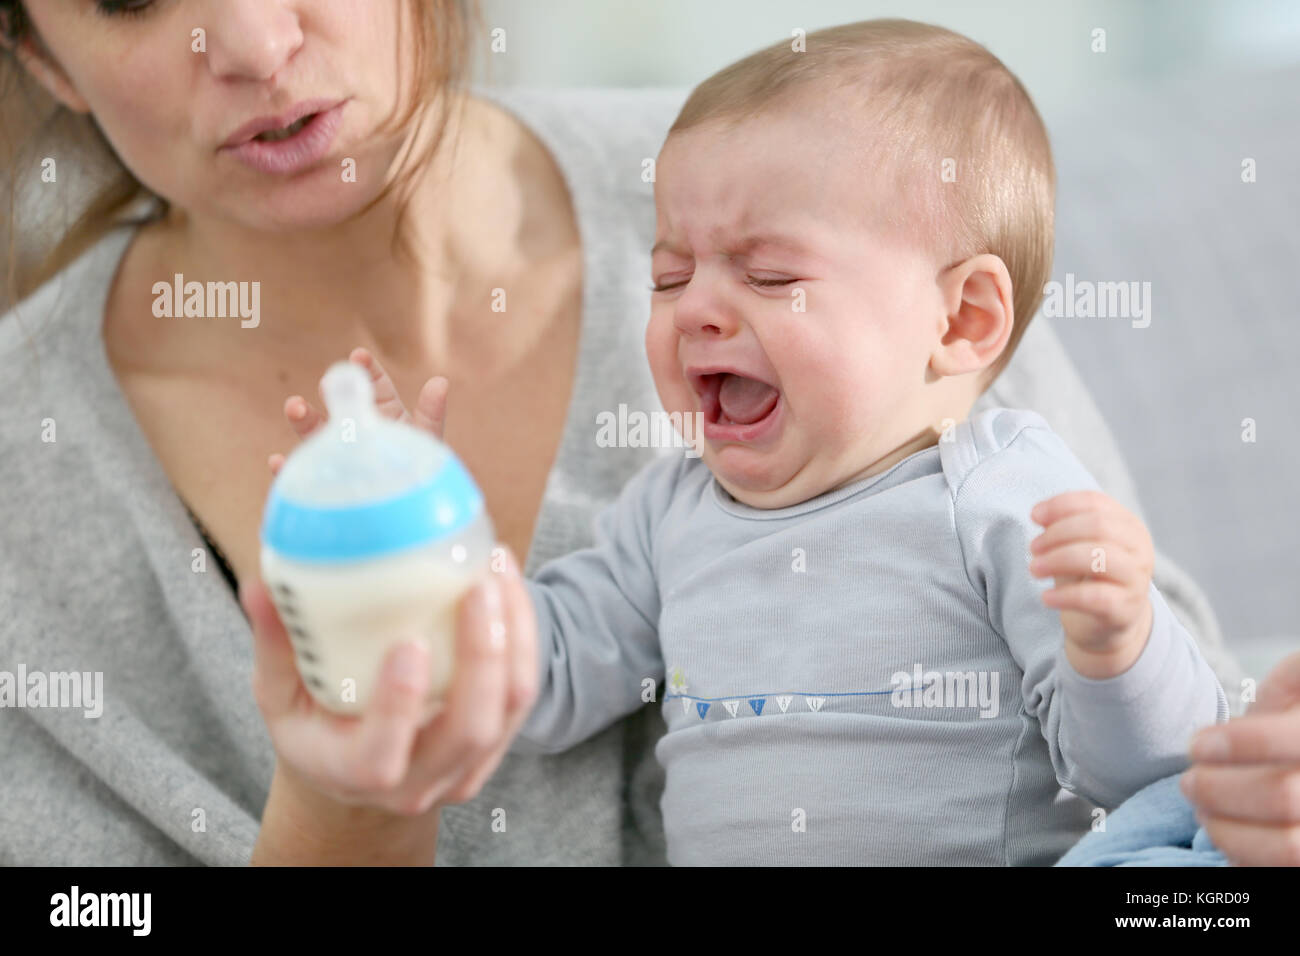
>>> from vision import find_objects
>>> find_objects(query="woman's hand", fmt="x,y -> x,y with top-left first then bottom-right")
1182,651 -> 1300,866
242,544 -> 538,821
248,346 -> 539,862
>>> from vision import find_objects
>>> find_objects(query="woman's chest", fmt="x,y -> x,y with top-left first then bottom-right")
112,365 -> 572,589
109,369 -> 292,585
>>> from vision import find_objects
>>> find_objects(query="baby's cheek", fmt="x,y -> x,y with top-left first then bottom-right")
648,367 -> 691,418
818,370 -> 882,436
644,329 -> 684,403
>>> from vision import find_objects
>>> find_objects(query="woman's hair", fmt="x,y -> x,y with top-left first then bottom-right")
0,0 -> 477,308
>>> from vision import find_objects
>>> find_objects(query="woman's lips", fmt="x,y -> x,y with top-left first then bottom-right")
220,100 -> 348,175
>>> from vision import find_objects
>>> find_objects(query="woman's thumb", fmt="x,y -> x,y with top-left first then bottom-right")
1252,650 -> 1300,716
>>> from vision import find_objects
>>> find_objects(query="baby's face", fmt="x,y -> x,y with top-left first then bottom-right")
648,108 -> 950,509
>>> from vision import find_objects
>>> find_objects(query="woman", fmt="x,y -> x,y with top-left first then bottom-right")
0,0 -> 1259,865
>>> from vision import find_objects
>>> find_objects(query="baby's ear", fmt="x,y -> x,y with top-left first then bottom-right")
930,253 -> 1014,378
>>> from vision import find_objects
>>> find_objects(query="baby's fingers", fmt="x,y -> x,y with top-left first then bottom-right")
1029,509 -> 1147,560
273,395 -> 323,477
1041,580 -> 1141,628
350,347 -> 410,423
284,395 -> 326,439
1031,490 -> 1119,526
1029,541 -> 1143,586
412,376 -> 449,439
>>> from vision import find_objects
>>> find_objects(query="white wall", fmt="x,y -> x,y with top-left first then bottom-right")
476,0 -> 1300,114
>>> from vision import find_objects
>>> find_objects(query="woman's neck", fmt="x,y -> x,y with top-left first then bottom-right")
139,92 -> 573,376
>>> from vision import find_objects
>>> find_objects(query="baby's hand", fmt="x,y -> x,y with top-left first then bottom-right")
1028,490 -> 1155,679
269,347 -> 449,476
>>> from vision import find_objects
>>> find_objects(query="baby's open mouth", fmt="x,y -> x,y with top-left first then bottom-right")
693,371 -> 780,427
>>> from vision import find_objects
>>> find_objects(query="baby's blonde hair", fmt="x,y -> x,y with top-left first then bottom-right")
669,19 -> 1055,379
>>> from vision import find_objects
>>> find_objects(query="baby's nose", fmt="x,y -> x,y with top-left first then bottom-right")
672,282 -> 740,338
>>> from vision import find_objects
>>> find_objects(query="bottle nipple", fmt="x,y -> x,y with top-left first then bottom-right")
321,361 -> 378,433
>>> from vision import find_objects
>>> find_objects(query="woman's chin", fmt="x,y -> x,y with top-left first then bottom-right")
220,173 -> 387,233
253,196 -> 372,233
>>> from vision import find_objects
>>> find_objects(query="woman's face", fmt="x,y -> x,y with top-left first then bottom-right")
20,0 -> 416,231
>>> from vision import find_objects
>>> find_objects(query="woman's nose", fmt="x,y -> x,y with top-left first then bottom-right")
673,276 -> 739,339
202,0 -> 304,82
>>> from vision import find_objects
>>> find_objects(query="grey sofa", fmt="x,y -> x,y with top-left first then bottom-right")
1036,64 -> 1298,687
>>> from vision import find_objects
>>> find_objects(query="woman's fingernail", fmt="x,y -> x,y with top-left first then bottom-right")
1191,729 -> 1229,761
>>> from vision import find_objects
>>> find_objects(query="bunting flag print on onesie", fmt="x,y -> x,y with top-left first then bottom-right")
663,664 -> 898,722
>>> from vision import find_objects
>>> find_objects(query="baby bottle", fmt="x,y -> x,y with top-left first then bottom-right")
260,361 -> 495,718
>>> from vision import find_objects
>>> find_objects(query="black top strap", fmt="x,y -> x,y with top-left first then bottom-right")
182,502 -> 240,598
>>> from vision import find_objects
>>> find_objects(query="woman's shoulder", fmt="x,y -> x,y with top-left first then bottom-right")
477,85 -> 687,166
0,225 -> 135,365
473,86 -> 687,245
